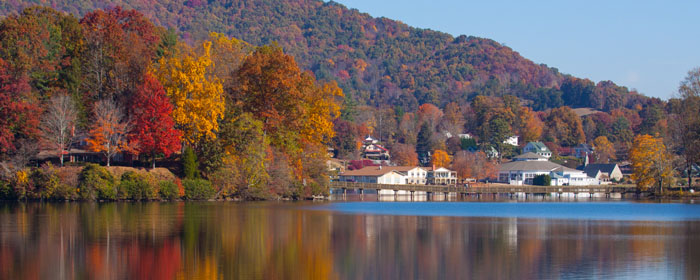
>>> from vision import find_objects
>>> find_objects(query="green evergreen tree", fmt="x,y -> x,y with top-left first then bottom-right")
416,123 -> 433,166
533,174 -> 551,186
182,146 -> 199,179
485,117 -> 511,161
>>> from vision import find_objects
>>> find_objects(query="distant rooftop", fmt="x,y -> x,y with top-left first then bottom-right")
513,152 -> 547,161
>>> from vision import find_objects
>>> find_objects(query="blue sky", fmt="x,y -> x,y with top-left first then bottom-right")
332,0 -> 700,100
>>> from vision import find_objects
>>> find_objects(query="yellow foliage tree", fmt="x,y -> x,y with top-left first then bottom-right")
301,80 -> 342,145
207,32 -> 251,88
431,149 -> 451,168
629,134 -> 674,192
593,136 -> 616,163
155,41 -> 224,145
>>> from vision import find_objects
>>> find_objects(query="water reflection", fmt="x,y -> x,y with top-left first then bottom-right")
0,202 -> 698,279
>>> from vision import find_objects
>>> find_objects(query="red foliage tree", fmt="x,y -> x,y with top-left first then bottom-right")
0,58 -> 40,155
130,73 -> 182,168
80,7 -> 159,101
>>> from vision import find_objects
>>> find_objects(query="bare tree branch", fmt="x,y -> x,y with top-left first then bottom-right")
40,94 -> 77,166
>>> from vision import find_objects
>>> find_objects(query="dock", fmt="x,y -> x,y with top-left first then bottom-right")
330,181 -> 640,197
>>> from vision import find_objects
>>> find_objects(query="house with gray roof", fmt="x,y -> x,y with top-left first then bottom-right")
579,163 -> 623,182
523,142 -> 552,159
498,152 -> 599,186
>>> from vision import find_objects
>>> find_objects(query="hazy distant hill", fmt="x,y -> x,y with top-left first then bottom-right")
0,0 -> 646,111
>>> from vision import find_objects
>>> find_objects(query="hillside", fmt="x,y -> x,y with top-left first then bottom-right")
0,0 -> 645,111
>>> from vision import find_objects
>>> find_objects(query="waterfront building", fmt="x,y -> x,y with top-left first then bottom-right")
498,152 -> 598,186
579,163 -> 623,182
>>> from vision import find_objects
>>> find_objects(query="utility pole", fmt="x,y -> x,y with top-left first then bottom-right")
379,113 -> 382,143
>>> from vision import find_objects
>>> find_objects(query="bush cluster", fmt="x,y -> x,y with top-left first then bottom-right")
0,164 -> 215,201
78,164 -> 116,200
118,171 -> 155,200
183,178 -> 215,200
158,181 -> 179,200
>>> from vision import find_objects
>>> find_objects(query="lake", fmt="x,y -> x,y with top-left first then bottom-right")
0,197 -> 699,279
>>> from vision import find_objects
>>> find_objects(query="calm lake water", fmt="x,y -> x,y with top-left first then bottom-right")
1,198 -> 699,279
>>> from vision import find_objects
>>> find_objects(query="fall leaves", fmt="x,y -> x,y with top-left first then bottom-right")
0,6 -> 342,198
629,135 -> 673,190
155,40 -> 224,144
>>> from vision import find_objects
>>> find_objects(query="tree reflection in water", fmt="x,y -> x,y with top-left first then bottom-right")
0,202 -> 698,279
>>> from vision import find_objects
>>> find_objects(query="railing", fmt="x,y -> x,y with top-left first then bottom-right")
330,181 -> 639,194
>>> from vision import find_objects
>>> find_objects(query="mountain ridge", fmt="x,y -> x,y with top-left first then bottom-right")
0,0 -> 648,111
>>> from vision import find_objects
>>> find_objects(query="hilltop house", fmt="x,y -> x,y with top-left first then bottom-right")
503,135 -> 519,146
523,142 -> 552,159
361,136 -> 390,161
498,152 -> 598,186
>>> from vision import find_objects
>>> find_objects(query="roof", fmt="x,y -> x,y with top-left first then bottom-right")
526,141 -> 551,152
340,166 -> 423,176
499,160 -> 579,173
432,167 -> 454,172
575,144 -> 594,151
513,152 -> 547,160
580,164 -> 619,177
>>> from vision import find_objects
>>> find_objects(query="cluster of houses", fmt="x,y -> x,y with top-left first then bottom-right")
339,165 -> 459,186
501,141 -> 622,186
336,136 -> 624,187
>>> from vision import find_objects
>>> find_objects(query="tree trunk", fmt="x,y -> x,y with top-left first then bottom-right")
60,150 -> 64,167
107,156 -> 111,167
152,154 -> 156,169
688,163 -> 693,189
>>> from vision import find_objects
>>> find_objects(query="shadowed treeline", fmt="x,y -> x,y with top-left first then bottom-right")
0,202 -> 698,279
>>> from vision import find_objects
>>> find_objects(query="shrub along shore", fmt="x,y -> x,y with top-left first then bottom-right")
0,164 -> 233,201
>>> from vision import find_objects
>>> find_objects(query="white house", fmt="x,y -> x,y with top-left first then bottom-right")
503,135 -> 519,146
338,165 -> 458,186
523,142 -> 552,159
339,166 -> 407,184
498,152 -> 599,186
363,136 -> 379,145
363,144 -> 390,161
427,167 -> 458,185
579,164 -> 623,182
405,166 -> 430,184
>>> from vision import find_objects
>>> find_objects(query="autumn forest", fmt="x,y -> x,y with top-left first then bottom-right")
0,0 -> 699,201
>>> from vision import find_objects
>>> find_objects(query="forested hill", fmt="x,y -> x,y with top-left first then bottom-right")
0,0 -> 647,111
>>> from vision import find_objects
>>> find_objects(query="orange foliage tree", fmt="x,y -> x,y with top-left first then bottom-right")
592,136 -> 615,163
543,106 -> 585,147
451,151 -> 497,181
629,135 -> 674,192
391,143 -> 418,166
87,99 -> 132,166
519,107 -> 543,143
229,44 -> 342,194
431,149 -> 451,168
417,103 -> 443,129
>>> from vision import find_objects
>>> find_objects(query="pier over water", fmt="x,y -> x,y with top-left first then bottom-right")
330,181 -> 642,198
